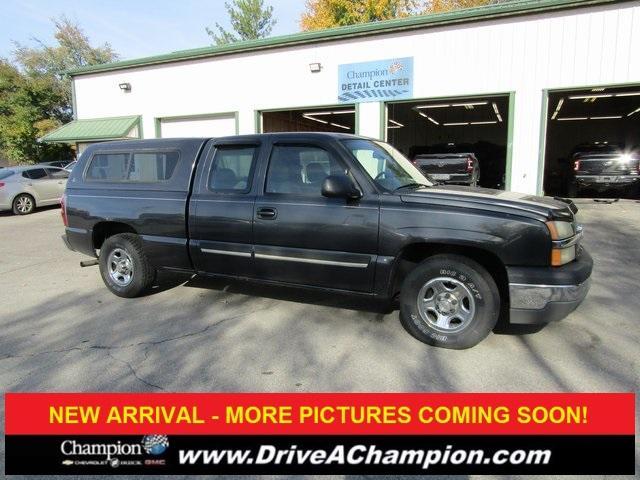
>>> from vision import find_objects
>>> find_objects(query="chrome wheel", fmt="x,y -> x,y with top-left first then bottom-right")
107,248 -> 134,287
16,196 -> 33,214
417,277 -> 476,333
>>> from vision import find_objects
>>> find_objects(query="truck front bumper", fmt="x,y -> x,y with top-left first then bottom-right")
506,249 -> 593,325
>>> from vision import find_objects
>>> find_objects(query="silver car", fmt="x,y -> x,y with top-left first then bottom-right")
0,166 -> 69,215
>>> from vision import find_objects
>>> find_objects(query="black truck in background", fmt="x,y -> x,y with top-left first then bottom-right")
412,153 -> 480,186
569,144 -> 640,197
62,133 -> 592,349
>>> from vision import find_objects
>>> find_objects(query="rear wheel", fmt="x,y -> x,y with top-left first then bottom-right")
12,194 -> 35,215
399,254 -> 500,349
99,233 -> 155,297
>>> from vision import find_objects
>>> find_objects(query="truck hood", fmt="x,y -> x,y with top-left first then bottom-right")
400,185 -> 576,220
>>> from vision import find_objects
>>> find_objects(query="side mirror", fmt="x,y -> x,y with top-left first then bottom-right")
321,174 -> 362,200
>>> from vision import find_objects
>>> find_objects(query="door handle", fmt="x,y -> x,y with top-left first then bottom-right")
256,207 -> 277,219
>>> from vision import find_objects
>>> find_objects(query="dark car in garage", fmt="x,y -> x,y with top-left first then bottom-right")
411,153 -> 480,186
569,144 -> 640,196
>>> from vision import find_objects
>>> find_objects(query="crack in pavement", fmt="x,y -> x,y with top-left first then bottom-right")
0,306 -> 270,361
107,351 -> 165,391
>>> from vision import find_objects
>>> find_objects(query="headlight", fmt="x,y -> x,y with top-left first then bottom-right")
551,245 -> 576,266
546,221 -> 578,266
546,220 -> 574,240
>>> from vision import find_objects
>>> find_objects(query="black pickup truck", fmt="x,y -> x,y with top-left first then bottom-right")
570,148 -> 640,196
62,133 -> 592,349
412,153 -> 480,186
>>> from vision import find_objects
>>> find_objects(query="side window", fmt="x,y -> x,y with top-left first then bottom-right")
128,152 -> 179,182
86,153 -> 129,181
22,168 -> 47,180
266,145 -> 344,195
45,168 -> 69,179
85,151 -> 179,182
209,146 -> 257,192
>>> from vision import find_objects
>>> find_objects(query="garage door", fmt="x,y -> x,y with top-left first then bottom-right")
385,94 -> 511,190
542,85 -> 640,199
158,114 -> 236,138
261,106 -> 356,134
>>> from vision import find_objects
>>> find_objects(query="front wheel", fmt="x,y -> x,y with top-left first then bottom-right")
99,233 -> 155,298
13,194 -> 35,215
399,254 -> 500,349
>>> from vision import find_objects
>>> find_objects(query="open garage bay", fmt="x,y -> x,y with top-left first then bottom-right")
543,85 -> 640,198
386,95 -> 511,189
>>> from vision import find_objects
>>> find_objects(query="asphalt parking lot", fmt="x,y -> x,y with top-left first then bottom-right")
1,200 -> 640,475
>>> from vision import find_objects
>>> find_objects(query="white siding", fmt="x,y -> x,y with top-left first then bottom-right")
73,1 -> 640,194
158,114 -> 236,138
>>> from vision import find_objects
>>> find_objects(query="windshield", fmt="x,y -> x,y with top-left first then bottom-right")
0,170 -> 14,180
342,139 -> 432,192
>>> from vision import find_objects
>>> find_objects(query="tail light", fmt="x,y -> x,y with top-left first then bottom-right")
466,157 -> 474,173
573,160 -> 580,171
0,182 -> 4,188
60,193 -> 68,227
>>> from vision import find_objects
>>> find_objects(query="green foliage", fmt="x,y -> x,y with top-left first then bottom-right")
300,0 -> 505,30
207,0 -> 277,45
301,0 -> 420,30
0,16 -> 118,164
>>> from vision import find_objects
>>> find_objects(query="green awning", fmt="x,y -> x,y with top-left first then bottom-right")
41,115 -> 141,143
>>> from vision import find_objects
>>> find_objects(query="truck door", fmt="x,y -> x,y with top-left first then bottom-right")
253,140 -> 379,292
189,140 -> 261,277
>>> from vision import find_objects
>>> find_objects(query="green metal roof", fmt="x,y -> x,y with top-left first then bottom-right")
40,116 -> 140,143
67,0 -> 629,77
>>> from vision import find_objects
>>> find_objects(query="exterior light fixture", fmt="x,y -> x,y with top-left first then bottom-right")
118,82 -> 131,92
309,63 -> 322,73
470,121 -> 498,125
388,119 -> 404,129
557,117 -> 588,121
590,116 -> 622,120
443,122 -> 469,126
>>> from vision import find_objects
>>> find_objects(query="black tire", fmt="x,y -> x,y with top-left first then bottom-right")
399,254 -> 500,349
12,193 -> 35,215
99,233 -> 155,298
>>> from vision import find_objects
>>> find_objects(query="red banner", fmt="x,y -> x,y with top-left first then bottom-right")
5,392 -> 634,435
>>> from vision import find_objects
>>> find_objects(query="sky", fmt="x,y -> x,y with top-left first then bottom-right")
2,0 -> 307,61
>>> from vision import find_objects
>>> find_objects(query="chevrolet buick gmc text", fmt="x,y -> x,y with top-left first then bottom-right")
61,133 -> 592,349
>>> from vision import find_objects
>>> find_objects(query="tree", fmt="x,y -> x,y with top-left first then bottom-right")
301,0 -> 420,31
427,0 -> 492,14
300,0 -> 505,30
0,17 -> 118,164
13,16 -> 118,123
207,0 -> 277,45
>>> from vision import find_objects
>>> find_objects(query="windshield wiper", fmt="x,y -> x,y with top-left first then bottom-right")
393,182 -> 429,192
